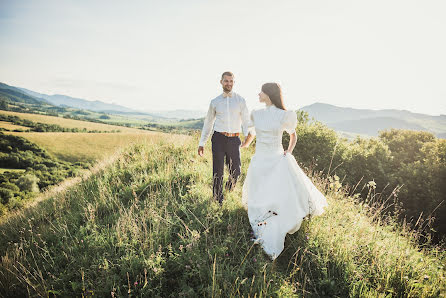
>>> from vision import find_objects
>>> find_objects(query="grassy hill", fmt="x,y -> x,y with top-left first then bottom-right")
0,135 -> 444,297
8,132 -> 188,163
0,110 -> 193,163
0,110 -> 142,133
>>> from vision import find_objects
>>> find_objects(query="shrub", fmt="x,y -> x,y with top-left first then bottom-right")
0,188 -> 13,204
16,174 -> 39,193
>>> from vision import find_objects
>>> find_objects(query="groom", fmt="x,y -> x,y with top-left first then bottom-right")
198,71 -> 253,204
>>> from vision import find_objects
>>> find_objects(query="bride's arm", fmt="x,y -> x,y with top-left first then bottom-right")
284,132 -> 297,155
241,133 -> 255,148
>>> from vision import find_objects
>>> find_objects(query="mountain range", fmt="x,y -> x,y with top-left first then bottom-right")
300,103 -> 446,138
1,81 -> 445,138
19,87 -> 142,114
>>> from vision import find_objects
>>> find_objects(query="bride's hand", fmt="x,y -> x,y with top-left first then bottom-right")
283,150 -> 291,156
240,142 -> 249,148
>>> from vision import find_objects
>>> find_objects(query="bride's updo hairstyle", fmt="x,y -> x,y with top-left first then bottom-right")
262,82 -> 286,110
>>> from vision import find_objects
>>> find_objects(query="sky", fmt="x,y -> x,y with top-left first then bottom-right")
0,0 -> 445,115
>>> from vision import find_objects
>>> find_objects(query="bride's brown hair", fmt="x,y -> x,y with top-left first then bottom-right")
261,83 -> 286,110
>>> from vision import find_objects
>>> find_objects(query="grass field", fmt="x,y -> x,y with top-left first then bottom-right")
0,135 -> 444,297
0,110 -> 142,133
0,168 -> 26,173
7,131 -> 190,163
0,120 -> 29,131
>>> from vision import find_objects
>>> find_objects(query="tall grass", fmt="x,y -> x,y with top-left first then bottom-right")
0,136 -> 444,297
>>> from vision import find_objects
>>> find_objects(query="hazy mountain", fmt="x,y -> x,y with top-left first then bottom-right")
0,83 -> 50,105
149,109 -> 206,120
19,87 -> 146,114
328,117 -> 427,136
300,103 -> 446,138
19,86 -> 203,119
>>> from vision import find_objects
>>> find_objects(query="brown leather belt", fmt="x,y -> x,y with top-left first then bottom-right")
219,132 -> 240,137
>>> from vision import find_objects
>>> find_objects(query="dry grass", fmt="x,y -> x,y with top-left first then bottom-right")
7,131 -> 191,162
0,121 -> 29,131
0,110 -> 141,133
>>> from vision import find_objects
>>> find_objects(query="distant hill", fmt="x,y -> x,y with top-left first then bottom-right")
300,103 -> 446,138
18,86 -> 202,120
19,87 -> 144,114
148,109 -> 206,120
0,83 -> 49,105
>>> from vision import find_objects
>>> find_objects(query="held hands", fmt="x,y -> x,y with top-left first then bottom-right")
283,150 -> 292,156
240,133 -> 254,149
240,140 -> 250,148
198,146 -> 204,157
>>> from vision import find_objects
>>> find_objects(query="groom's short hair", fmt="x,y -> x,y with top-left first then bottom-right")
221,71 -> 234,80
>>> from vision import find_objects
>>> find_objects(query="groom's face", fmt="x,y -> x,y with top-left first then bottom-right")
220,75 -> 234,92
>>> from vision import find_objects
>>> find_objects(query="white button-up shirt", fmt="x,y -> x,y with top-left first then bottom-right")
199,92 -> 253,147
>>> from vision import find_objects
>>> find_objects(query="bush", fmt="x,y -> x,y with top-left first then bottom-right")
287,112 -> 446,241
0,182 -> 20,193
0,188 -> 13,204
16,174 -> 39,193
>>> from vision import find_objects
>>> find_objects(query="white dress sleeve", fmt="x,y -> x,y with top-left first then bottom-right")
282,110 -> 297,134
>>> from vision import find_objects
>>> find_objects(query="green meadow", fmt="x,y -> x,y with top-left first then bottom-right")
0,134 -> 444,297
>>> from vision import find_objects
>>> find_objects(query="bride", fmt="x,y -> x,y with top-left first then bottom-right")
241,82 -> 328,260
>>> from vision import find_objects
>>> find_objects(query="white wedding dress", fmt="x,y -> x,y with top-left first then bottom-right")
242,105 -> 328,259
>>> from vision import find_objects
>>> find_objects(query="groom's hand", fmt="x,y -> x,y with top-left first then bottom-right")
198,146 -> 204,157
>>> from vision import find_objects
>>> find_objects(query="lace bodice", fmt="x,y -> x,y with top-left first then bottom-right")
250,105 -> 297,153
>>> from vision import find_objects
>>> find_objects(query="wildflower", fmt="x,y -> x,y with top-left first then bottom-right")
185,265 -> 191,269
179,244 -> 183,251
134,281 -> 138,286
253,257 -> 257,262
81,240 -> 83,243
225,253 -> 229,257
424,275 -> 429,280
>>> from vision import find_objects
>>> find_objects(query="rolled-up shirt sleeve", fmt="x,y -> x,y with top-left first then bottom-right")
240,98 -> 254,136
249,110 -> 256,136
199,101 -> 216,147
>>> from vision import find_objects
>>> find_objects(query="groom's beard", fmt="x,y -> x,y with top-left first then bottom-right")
223,87 -> 232,92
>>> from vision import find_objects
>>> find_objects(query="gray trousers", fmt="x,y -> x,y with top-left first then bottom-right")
211,131 -> 241,203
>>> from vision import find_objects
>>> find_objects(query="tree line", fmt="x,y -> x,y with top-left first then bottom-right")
0,114 -> 119,133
